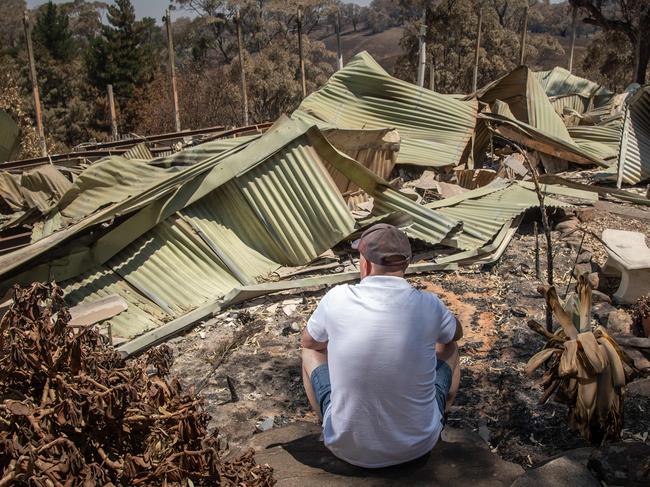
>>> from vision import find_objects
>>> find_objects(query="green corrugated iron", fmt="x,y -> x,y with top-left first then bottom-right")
616,86 -> 650,186
534,67 -> 614,114
476,66 -> 574,144
427,182 -> 574,251
293,51 -> 478,167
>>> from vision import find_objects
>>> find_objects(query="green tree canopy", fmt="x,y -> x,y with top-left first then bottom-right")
33,1 -> 75,61
86,0 -> 158,102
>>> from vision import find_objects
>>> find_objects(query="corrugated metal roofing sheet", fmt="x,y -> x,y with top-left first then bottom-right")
476,66 -> 574,143
293,51 -> 478,167
108,217 -> 241,316
616,86 -> 650,186
122,142 -> 154,160
306,126 -> 462,246
53,121 -> 365,338
479,112 -> 608,167
322,128 -> 398,196
534,67 -> 614,112
568,123 -> 622,163
427,182 -> 572,251
0,166 -> 72,214
62,265 -> 168,338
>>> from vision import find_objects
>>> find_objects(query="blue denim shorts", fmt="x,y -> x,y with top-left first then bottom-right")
310,360 -> 453,420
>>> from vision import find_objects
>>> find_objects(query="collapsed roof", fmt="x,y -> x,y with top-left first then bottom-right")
0,52 -> 646,351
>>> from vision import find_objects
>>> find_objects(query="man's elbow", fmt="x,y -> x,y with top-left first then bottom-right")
453,319 -> 464,341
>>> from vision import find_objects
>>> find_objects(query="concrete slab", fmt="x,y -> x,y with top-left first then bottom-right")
602,229 -> 650,304
250,422 -> 524,486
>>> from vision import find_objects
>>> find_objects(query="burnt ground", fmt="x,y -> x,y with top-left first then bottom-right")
167,199 -> 650,468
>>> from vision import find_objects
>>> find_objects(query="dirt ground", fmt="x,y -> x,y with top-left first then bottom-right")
168,199 -> 650,468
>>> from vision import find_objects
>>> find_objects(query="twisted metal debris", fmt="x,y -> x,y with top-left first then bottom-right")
0,282 -> 275,486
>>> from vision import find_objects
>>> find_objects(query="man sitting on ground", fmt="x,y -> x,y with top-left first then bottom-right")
301,224 -> 463,468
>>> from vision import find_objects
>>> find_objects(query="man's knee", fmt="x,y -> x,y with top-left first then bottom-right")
301,347 -> 328,378
436,341 -> 459,368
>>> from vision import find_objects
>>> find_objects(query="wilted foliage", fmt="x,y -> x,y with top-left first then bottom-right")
526,275 -> 634,444
0,282 -> 275,486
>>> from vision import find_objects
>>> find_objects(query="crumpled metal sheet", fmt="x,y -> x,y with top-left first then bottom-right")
534,66 -> 614,115
428,182 -> 574,251
322,127 -> 399,196
616,86 -> 650,186
0,165 -> 72,214
0,111 -> 19,163
479,112 -> 608,167
45,120 -> 364,338
568,123 -> 623,163
62,265 -> 168,339
475,66 -> 574,144
107,217 -> 241,316
293,51 -> 478,167
121,142 -> 154,160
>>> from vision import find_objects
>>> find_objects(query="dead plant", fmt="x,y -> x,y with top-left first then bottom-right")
0,282 -> 275,486
526,274 -> 635,444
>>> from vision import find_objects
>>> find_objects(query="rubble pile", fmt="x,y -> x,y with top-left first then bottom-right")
0,283 -> 274,486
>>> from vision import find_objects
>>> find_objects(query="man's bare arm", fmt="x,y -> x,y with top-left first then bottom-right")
301,326 -> 328,351
452,317 -> 463,342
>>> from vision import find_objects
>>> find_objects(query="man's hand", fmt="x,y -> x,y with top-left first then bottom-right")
301,326 -> 328,351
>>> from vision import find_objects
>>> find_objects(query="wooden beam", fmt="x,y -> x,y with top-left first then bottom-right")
23,11 -> 47,156
472,8 -> 483,92
68,295 -> 128,328
165,9 -> 181,132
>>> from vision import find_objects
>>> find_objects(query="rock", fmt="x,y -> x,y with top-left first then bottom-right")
607,309 -> 633,335
593,302 -> 616,326
576,208 -> 595,223
511,456 -> 600,487
576,251 -> 592,264
574,263 -> 592,278
591,290 -> 612,304
587,272 -> 599,290
587,442 -> 650,486
511,307 -> 527,318
555,219 -> 579,233
256,416 -> 275,433
250,422 -> 523,486
627,378 -> 650,398
290,322 -> 301,333
283,304 -> 298,317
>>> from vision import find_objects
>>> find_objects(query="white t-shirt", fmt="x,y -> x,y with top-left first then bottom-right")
306,275 -> 457,468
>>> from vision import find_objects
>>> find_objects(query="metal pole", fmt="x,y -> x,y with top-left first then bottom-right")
416,7 -> 426,87
429,55 -> 435,91
472,8 -> 483,92
519,5 -> 528,65
235,9 -> 249,125
534,221 -> 540,280
335,9 -> 343,70
23,11 -> 46,156
297,5 -> 307,98
164,9 -> 181,132
568,5 -> 577,73
107,84 -> 118,139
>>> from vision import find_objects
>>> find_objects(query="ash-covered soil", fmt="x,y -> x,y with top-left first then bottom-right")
168,203 -> 650,468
